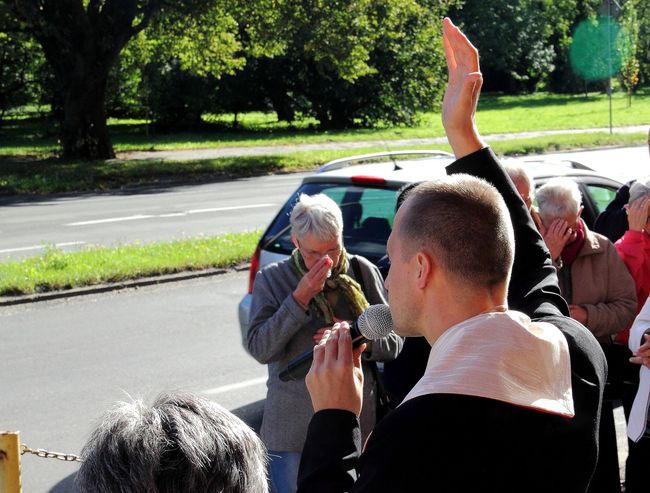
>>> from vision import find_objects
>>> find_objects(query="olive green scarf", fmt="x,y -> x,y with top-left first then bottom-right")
291,247 -> 369,325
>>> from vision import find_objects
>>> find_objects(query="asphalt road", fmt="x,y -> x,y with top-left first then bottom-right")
0,146 -> 647,262
0,172 -> 306,261
0,271 -> 267,492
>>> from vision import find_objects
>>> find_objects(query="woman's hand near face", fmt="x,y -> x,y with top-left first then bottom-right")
626,196 -> 650,233
293,255 -> 334,310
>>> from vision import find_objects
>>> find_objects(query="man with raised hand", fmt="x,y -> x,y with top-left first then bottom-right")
296,18 -> 606,493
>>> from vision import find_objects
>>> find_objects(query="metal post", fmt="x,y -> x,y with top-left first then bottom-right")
607,0 -> 613,134
0,431 -> 22,493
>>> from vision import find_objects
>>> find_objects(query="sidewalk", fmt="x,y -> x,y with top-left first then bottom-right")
118,125 -> 649,162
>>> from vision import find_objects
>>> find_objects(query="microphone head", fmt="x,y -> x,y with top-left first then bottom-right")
357,304 -> 394,340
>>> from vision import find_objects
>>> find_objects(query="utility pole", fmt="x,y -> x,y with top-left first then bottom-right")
607,0 -> 623,135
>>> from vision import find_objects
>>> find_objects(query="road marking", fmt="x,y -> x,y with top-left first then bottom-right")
187,204 -> 276,214
201,376 -> 267,395
66,215 -> 154,226
64,204 -> 277,226
0,241 -> 86,254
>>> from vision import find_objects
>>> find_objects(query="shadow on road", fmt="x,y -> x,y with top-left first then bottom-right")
49,472 -> 78,492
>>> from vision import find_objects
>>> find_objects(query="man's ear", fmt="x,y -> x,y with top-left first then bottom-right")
577,206 -> 584,219
291,234 -> 299,249
415,252 -> 433,289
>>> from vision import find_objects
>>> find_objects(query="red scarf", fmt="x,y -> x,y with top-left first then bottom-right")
560,219 -> 586,266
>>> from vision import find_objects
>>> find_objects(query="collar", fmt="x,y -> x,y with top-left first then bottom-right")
401,310 -> 574,417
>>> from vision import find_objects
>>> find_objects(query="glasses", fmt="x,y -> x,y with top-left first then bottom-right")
296,239 -> 341,260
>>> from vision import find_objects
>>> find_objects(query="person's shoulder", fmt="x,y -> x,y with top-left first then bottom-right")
349,254 -> 375,270
257,258 -> 295,284
585,228 -> 615,254
260,257 -> 292,273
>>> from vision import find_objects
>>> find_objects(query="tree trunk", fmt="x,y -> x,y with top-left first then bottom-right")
61,74 -> 114,160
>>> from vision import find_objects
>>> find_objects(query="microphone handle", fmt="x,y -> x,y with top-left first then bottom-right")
278,332 -> 367,382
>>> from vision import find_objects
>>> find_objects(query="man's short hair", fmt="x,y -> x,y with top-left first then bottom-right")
77,392 -> 268,493
629,176 -> 650,205
290,193 -> 343,241
397,174 -> 514,288
536,177 -> 582,225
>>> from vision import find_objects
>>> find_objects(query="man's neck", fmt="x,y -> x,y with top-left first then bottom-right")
423,282 -> 508,346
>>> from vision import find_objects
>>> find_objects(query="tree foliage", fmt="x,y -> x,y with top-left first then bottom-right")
0,4 -> 44,124
618,0 -> 640,105
449,0 -> 591,93
214,0 -> 457,129
3,0 -> 284,158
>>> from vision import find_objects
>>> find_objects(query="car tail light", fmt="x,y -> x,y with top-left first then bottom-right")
351,175 -> 387,186
247,245 -> 261,294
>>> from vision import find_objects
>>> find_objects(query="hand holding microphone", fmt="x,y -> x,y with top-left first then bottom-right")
279,304 -> 393,382
306,323 -> 367,416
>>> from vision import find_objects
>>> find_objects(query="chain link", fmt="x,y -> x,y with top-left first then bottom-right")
20,444 -> 82,462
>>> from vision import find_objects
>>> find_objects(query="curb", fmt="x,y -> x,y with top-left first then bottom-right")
0,263 -> 251,307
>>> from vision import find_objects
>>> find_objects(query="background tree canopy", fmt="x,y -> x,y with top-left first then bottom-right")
0,0 -> 648,160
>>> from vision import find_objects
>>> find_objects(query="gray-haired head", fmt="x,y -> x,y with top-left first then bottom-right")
76,392 -> 268,493
629,177 -> 650,205
536,177 -> 582,226
503,162 -> 535,210
290,193 -> 343,242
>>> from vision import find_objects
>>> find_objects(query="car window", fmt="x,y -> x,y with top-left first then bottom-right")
586,184 -> 617,213
261,183 -> 398,264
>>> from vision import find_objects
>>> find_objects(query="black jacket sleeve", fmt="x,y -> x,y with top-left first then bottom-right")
297,410 -> 361,493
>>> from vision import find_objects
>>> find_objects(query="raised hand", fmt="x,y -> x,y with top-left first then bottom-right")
441,17 -> 485,158
293,255 -> 334,309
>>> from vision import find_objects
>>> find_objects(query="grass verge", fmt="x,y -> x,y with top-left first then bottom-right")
0,131 -> 646,195
0,231 -> 261,297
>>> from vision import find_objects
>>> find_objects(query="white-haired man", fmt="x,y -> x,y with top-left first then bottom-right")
536,177 -> 636,340
296,18 -> 607,493
247,192 -> 402,493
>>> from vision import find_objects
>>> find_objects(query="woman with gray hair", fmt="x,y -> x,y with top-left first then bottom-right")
537,176 -> 637,493
76,392 -> 268,493
247,193 -> 401,493
614,176 -> 650,493
616,176 -> 650,316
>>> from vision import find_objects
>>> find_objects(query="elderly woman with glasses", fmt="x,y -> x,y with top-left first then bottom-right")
247,192 -> 402,493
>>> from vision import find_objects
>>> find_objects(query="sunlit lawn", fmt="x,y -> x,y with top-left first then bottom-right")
1,89 -> 648,156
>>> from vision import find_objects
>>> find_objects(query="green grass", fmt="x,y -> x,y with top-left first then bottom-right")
1,90 -> 649,156
0,231 -> 261,297
0,131 -> 646,195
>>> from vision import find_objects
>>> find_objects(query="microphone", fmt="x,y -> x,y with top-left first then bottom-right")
279,304 -> 393,382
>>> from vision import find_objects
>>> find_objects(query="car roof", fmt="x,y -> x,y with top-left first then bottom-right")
303,150 -> 621,188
